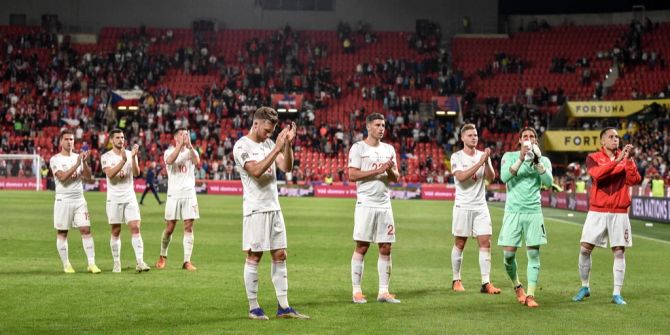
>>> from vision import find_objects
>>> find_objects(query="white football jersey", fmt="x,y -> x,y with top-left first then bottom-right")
233,136 -> 281,216
348,141 -> 396,208
164,147 -> 197,198
101,149 -> 137,203
451,149 -> 487,209
50,153 -> 84,200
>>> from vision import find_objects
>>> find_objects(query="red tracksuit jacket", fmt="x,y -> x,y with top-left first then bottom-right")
586,147 -> 642,213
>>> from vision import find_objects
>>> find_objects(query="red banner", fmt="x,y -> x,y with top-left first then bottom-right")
421,184 -> 456,200
314,184 -> 357,198
206,180 -> 244,195
0,177 -> 46,190
575,193 -> 589,212
98,179 -> 147,193
541,191 -> 551,206
555,192 -> 568,209
271,93 -> 303,110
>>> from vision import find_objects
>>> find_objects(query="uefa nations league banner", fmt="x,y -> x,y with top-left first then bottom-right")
630,196 -> 670,224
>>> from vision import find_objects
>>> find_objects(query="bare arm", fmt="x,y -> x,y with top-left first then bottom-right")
275,122 -> 295,173
484,157 -> 495,182
348,166 -> 387,182
103,154 -> 128,178
54,155 -> 82,182
80,152 -> 92,182
244,148 -> 283,178
131,145 -> 140,177
165,143 -> 183,165
385,162 -> 400,183
189,147 -> 200,165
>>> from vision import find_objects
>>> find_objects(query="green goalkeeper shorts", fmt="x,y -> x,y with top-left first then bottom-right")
497,213 -> 547,247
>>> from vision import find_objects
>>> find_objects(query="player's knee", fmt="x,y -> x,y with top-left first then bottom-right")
613,248 -> 625,259
247,252 -> 262,263
580,246 -> 592,256
273,250 -> 287,261
355,242 -> 370,255
379,243 -> 392,256
79,227 -> 91,235
184,220 -> 194,233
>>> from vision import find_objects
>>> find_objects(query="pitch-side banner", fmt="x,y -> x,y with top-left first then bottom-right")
566,99 -> 670,118
630,196 -> 670,223
543,129 -> 628,152
0,177 -> 46,190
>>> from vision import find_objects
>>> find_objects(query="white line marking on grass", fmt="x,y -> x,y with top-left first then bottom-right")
488,206 -> 670,246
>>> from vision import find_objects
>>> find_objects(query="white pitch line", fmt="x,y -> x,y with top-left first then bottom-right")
488,206 -> 670,246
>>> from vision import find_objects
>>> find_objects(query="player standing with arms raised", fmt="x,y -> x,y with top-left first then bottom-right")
101,129 -> 150,273
348,113 -> 401,304
572,128 -> 641,305
499,127 -> 553,308
51,130 -> 101,274
156,128 -> 200,271
450,124 -> 500,294
234,107 -> 309,320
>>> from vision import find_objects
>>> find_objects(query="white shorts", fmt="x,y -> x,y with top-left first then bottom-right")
242,211 -> 287,252
54,199 -> 90,230
165,197 -> 200,221
452,205 -> 493,237
353,206 -> 396,243
581,211 -> 632,248
106,201 -> 141,224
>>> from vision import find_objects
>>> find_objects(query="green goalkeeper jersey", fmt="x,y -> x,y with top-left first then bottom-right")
500,151 -> 553,214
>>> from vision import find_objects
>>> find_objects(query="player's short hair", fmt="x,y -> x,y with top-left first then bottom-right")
518,127 -> 537,138
599,127 -> 617,139
460,123 -> 476,136
174,127 -> 188,135
59,129 -> 74,141
253,107 -> 279,124
110,129 -> 125,138
366,113 -> 385,124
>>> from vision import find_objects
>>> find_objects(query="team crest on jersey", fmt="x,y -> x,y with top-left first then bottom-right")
241,152 -> 249,161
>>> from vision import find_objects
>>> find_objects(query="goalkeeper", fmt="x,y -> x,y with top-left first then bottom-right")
498,127 -> 553,308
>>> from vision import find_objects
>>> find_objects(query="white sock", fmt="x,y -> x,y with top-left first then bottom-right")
131,234 -> 144,264
110,237 -> 121,264
613,250 -> 626,295
579,247 -> 592,287
272,260 -> 289,309
57,237 -> 69,267
244,259 -> 260,310
183,232 -> 194,263
378,254 -> 392,295
451,246 -> 463,281
351,252 -> 364,294
479,248 -> 491,284
160,230 -> 172,257
81,235 -> 96,265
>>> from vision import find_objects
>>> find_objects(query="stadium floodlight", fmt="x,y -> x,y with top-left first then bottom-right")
0,154 -> 44,190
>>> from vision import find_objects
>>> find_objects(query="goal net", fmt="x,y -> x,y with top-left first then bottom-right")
0,154 -> 44,190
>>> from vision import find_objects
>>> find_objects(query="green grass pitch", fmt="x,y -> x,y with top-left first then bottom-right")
0,191 -> 668,334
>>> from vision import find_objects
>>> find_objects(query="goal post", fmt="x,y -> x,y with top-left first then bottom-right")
0,154 -> 44,191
